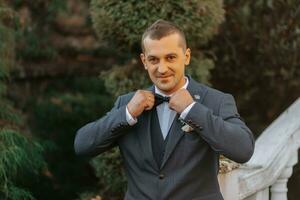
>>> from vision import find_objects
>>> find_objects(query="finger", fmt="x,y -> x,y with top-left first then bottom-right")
145,99 -> 154,107
145,104 -> 152,110
147,104 -> 154,110
168,103 -> 176,111
145,103 -> 154,110
145,100 -> 154,110
141,92 -> 153,100
146,92 -> 154,99
144,90 -> 154,94
146,100 -> 154,106
147,96 -> 155,102
145,106 -> 151,110
145,94 -> 154,102
143,90 -> 153,96
169,95 -> 175,103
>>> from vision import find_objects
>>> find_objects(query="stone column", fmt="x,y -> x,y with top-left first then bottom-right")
270,151 -> 298,200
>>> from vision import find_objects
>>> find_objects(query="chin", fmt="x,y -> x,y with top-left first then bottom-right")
157,83 -> 175,93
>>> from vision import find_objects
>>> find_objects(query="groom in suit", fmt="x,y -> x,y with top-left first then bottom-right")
74,19 -> 255,200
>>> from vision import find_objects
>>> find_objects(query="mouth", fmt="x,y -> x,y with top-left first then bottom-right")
157,75 -> 172,79
157,76 -> 172,84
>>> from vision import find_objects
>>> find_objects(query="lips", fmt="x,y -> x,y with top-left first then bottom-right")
157,75 -> 172,78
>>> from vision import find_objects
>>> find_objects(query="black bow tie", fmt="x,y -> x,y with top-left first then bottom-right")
154,93 -> 170,107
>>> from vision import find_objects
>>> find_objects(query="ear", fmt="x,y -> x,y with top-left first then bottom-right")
140,53 -> 147,70
184,48 -> 191,66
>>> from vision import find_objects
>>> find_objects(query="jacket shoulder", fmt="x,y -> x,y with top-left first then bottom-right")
205,85 -> 227,98
198,83 -> 232,114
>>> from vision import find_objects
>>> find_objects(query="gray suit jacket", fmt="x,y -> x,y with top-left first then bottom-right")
74,76 -> 255,200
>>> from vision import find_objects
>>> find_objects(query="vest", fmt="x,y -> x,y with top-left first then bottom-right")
151,108 -> 172,167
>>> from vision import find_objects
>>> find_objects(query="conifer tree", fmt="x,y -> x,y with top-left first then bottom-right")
0,2 -> 46,199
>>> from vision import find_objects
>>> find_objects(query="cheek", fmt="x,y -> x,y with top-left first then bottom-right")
147,69 -> 156,80
147,66 -> 157,75
173,64 -> 185,75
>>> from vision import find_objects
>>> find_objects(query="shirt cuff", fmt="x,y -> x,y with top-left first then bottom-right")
180,102 -> 196,119
126,106 -> 138,126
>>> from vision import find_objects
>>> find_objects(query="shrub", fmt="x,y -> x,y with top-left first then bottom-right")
91,0 -> 225,96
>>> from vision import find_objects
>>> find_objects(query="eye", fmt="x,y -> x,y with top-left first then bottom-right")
167,55 -> 176,62
148,57 -> 159,64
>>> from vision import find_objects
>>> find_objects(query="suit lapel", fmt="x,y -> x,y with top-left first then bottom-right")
186,75 -> 207,104
137,109 -> 159,170
160,113 -> 183,169
160,75 -> 207,169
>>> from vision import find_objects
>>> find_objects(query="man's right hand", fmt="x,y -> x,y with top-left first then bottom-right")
127,90 -> 154,118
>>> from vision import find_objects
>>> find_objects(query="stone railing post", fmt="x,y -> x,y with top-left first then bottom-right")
270,150 -> 298,200
244,187 -> 269,200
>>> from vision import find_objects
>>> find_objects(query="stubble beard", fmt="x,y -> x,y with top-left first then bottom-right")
155,77 -> 178,94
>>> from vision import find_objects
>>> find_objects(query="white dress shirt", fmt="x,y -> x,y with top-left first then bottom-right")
126,76 -> 196,140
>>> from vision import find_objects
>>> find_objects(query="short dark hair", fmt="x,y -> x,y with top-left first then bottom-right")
141,19 -> 187,52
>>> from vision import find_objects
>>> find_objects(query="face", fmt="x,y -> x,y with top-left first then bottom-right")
140,33 -> 191,95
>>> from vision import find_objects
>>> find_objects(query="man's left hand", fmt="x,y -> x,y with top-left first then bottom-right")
169,89 -> 194,113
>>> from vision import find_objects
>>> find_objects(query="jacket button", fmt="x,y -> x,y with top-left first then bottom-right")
199,126 -> 203,131
159,174 -> 165,179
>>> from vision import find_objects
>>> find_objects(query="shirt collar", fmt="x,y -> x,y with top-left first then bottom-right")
155,76 -> 189,97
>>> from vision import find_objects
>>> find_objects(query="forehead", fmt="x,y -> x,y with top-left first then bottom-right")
143,33 -> 183,56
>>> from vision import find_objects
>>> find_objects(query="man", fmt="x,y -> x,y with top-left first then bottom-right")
74,19 -> 255,200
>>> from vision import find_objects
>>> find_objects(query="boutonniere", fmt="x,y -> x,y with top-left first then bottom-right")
178,117 -> 194,133
181,124 -> 194,133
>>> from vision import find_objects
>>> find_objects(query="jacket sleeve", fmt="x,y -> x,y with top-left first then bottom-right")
183,94 -> 255,163
74,96 -> 131,157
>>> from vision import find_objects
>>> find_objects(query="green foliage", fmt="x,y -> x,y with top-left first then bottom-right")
0,99 -> 22,125
0,129 -> 45,200
0,3 -> 47,199
91,0 -> 224,51
14,25 -> 57,60
186,54 -> 215,85
0,23 -> 14,77
91,0 -> 224,96
26,77 -> 113,199
210,0 -> 300,131
3,185 -> 35,200
12,0 -> 67,60
77,192 -> 102,200
91,148 -> 126,198
101,60 -> 151,97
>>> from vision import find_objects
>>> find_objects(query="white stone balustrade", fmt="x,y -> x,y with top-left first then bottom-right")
218,98 -> 300,200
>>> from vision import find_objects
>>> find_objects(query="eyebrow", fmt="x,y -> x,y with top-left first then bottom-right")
146,53 -> 178,58
165,53 -> 177,57
146,55 -> 157,59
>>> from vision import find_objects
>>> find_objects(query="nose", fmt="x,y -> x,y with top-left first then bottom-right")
157,61 -> 168,74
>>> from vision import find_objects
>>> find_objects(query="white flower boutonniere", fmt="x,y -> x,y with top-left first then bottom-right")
181,124 -> 194,133
178,117 -> 194,133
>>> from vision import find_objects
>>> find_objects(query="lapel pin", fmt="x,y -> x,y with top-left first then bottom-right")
194,94 -> 200,100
